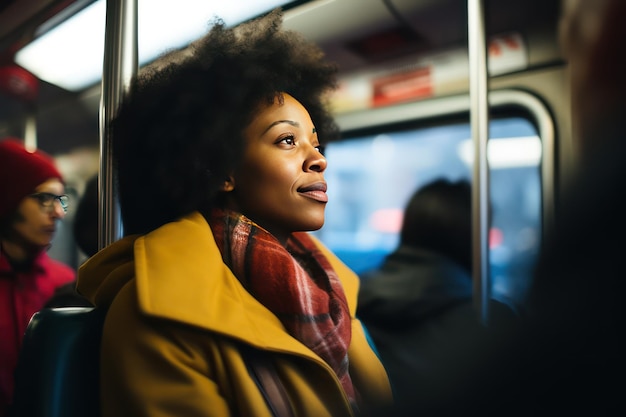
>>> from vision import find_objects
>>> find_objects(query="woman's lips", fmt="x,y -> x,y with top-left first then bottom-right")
299,189 -> 328,203
298,182 -> 328,203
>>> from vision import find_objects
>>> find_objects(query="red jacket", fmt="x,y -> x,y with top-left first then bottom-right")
0,249 -> 75,416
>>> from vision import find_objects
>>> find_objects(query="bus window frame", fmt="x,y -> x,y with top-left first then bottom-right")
334,88 -> 556,242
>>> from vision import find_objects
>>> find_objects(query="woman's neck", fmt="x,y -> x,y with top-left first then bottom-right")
1,239 -> 37,264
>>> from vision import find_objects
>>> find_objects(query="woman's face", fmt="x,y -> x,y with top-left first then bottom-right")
225,93 -> 328,243
11,178 -> 67,249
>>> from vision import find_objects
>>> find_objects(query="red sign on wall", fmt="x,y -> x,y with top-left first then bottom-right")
372,66 -> 432,107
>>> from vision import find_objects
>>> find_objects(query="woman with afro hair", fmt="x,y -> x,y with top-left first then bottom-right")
77,9 -> 392,417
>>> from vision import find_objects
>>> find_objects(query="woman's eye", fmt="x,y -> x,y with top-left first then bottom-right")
278,135 -> 296,146
316,145 -> 326,155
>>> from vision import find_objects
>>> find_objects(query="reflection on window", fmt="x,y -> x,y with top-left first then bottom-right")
314,117 -> 541,309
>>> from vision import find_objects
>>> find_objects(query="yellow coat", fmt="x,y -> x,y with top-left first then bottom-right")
78,212 -> 392,417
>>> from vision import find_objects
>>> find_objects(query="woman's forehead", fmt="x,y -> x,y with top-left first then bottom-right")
34,178 -> 65,193
246,94 -> 311,134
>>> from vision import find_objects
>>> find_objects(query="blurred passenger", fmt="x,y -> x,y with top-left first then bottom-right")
357,178 -> 517,415
76,10 -> 391,417
0,138 -> 75,416
43,174 -> 96,308
72,174 -> 99,259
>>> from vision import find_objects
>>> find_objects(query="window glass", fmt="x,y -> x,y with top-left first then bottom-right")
315,117 -> 541,309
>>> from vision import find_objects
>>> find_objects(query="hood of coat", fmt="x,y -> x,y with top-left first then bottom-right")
357,246 -> 473,324
77,211 -> 361,353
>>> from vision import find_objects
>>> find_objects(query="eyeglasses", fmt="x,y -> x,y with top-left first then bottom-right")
29,192 -> 70,213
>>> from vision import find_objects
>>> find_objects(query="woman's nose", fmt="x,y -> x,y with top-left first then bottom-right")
304,147 -> 327,172
51,200 -> 67,218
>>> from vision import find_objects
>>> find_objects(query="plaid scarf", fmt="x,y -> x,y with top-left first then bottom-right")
207,208 -> 358,408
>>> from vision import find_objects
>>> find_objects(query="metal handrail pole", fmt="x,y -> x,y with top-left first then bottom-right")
98,0 -> 138,249
468,0 -> 490,325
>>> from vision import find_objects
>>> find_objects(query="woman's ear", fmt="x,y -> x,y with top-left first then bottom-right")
221,176 -> 235,192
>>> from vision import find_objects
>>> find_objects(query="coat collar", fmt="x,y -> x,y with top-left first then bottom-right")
80,211 -> 360,357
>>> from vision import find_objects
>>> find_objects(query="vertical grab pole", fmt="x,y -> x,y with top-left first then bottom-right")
98,0 -> 138,249
468,0 -> 490,325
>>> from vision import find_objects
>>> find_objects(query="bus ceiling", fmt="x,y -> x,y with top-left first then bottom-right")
0,0 -> 561,155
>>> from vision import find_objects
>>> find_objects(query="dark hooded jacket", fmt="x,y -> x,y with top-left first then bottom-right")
357,246 -> 517,416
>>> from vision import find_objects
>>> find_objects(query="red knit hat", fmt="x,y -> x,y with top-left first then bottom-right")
0,138 -> 63,220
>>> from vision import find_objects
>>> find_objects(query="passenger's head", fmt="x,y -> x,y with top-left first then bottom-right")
113,10 -> 338,236
0,138 -> 67,250
400,178 -> 472,272
559,0 -> 626,162
73,174 -> 99,257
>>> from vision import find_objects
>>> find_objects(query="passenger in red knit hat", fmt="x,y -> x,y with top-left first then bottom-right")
0,137 -> 76,417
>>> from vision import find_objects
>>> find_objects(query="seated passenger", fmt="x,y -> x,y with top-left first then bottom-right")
0,138 -> 75,416
77,10 -> 392,417
357,178 -> 517,415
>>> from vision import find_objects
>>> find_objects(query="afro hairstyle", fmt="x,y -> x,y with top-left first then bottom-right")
111,9 -> 339,235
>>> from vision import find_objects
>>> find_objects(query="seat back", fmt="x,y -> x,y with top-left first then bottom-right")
11,307 -> 105,417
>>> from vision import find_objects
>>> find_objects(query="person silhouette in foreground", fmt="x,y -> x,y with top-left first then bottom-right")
504,0 -> 626,413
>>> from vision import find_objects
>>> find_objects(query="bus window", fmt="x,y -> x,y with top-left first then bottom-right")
314,116 -> 541,310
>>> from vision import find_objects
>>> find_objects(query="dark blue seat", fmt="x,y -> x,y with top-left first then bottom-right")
11,307 -> 105,417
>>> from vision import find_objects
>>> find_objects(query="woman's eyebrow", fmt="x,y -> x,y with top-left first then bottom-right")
262,119 -> 299,134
